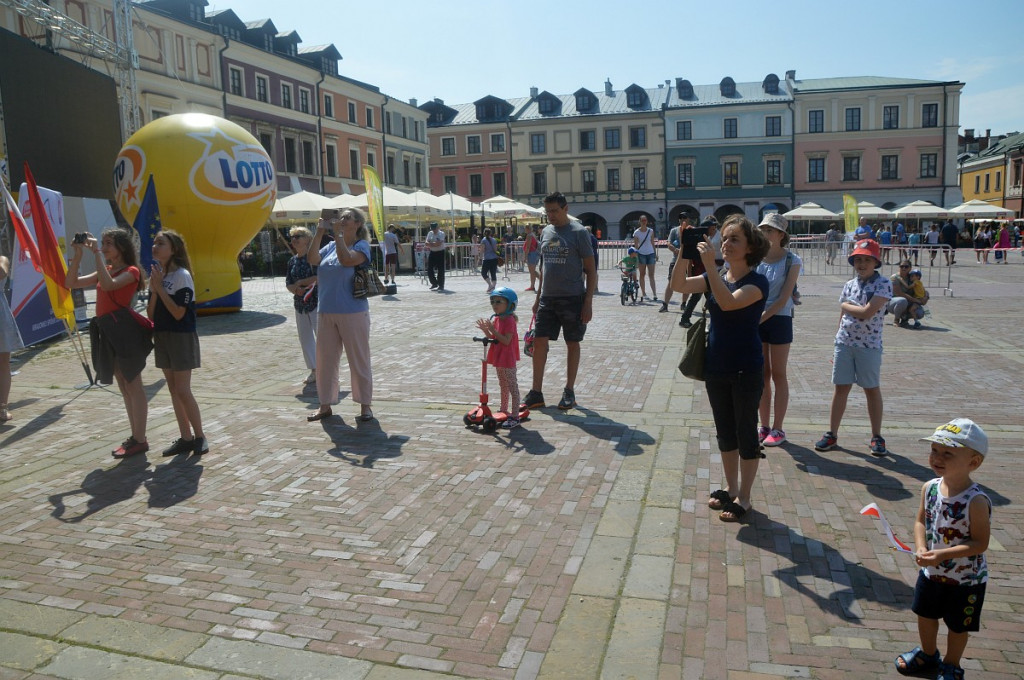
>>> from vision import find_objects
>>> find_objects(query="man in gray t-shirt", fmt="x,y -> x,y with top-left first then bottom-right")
521,192 -> 597,412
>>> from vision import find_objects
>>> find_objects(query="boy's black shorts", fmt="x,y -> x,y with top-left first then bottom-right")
912,571 -> 986,633
535,295 -> 587,343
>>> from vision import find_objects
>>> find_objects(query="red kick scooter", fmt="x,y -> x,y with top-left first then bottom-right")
463,335 -> 530,432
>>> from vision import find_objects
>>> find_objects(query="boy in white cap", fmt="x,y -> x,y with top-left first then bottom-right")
894,418 -> 991,680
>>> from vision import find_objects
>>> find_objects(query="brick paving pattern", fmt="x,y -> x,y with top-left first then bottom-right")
0,258 -> 1021,679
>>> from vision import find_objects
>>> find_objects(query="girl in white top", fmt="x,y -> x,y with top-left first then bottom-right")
631,215 -> 658,302
754,214 -> 801,447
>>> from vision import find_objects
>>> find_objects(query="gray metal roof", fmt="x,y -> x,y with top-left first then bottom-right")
516,85 -> 672,121
665,81 -> 792,109
446,97 -> 534,126
793,75 -> 956,92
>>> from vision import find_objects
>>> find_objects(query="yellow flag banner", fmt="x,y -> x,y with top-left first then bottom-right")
842,194 -> 859,234
362,166 -> 386,244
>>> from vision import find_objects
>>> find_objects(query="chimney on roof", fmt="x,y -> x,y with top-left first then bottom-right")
409,98 -> 417,107
665,79 -> 671,87
965,129 -> 975,138
986,129 -> 991,138
434,98 -> 444,106
785,69 -> 796,82
530,86 -> 538,98
605,78 -> 613,96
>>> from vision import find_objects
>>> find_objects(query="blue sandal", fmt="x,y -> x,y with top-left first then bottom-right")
936,661 -> 964,680
894,647 -> 940,676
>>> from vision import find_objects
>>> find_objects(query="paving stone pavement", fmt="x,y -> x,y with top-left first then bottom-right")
1,258 -> 1021,680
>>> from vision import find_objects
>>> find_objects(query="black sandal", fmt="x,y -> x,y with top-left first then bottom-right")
708,489 -> 732,510
718,501 -> 750,522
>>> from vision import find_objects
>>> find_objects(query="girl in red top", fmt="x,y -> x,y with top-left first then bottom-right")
66,228 -> 149,458
475,286 -> 521,428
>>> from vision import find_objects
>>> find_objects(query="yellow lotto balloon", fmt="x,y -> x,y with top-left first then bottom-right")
113,113 -> 276,312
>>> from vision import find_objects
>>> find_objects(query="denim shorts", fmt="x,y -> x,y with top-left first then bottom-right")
527,251 -> 540,266
535,295 -> 587,343
637,252 -> 657,266
912,571 -> 985,633
758,314 -> 793,345
831,343 -> 882,388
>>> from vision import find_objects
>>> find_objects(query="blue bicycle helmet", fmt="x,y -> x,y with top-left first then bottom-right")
488,286 -> 518,317
627,246 -> 637,254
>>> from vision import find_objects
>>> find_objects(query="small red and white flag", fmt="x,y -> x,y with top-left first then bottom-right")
860,503 -> 913,554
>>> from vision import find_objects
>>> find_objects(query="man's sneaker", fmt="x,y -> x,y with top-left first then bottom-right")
869,435 -> 887,456
192,436 -> 210,455
763,429 -> 786,447
679,317 -> 692,328
557,388 -> 576,410
659,302 -> 669,313
162,437 -> 195,457
757,425 -> 771,443
502,418 -> 521,430
814,431 -> 838,451
521,390 -> 545,409
913,320 -> 922,329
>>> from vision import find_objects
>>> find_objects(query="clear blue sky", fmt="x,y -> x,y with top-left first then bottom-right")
234,0 -> 1023,136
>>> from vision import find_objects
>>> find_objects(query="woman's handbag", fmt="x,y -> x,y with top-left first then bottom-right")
496,256 -> 505,267
352,262 -> 386,298
677,314 -> 707,381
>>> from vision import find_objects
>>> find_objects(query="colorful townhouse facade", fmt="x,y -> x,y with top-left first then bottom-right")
790,73 -> 963,212
959,131 -> 1024,218
0,0 -> 428,198
664,74 -> 793,226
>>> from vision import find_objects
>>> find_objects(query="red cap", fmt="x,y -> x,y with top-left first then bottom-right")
848,239 -> 882,267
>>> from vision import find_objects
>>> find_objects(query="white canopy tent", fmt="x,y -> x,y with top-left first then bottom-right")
893,200 -> 949,219
270,190 -> 335,224
854,201 -> 895,220
784,202 -> 840,219
946,200 -> 1014,219
482,195 -> 544,219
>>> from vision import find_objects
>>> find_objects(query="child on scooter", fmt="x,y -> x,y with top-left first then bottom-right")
475,286 -> 521,429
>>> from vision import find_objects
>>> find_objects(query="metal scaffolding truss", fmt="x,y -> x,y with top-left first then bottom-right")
0,0 -> 139,138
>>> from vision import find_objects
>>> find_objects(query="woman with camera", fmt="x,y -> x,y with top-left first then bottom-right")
66,229 -> 151,458
304,209 -> 374,423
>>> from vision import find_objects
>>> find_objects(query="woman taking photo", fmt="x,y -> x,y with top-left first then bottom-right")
66,229 -> 151,457
305,209 -> 374,422
670,215 -> 770,522
755,214 -> 800,447
632,215 -> 658,302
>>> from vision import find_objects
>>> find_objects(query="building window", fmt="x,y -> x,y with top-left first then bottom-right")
259,132 -> 273,158
629,126 -> 646,148
531,133 -> 546,154
984,174 -> 990,192
366,108 -> 374,129
995,171 -> 1001,191
386,155 -> 395,183
299,89 -> 310,114
845,107 -> 861,131
284,137 -> 297,173
723,161 -> 739,186
920,153 -> 937,178
229,67 -> 243,96
444,175 -> 457,193
604,128 -> 620,149
724,118 -> 738,138
632,167 -> 646,190
883,105 -> 899,129
402,158 -> 410,185
255,75 -> 268,102
348,101 -> 357,123
765,116 -> 781,137
843,156 -> 861,181
581,169 -> 596,192
974,176 -> 980,194
1013,160 -> 1022,187
881,154 -> 899,179
441,137 -> 455,156
325,145 -> 337,177
607,168 -> 620,191
922,103 -> 938,128
808,109 -> 824,133
533,171 -> 547,195
766,159 -> 781,185
808,158 -> 825,182
349,149 -> 360,179
415,161 -> 422,187
490,133 -> 505,153
281,84 -> 292,110
538,98 -> 555,114
401,117 -> 408,138
366,151 -> 375,169
467,135 -> 481,154
302,140 -> 314,174
677,120 -> 692,140
469,174 -> 482,196
493,172 -> 505,196
323,95 -> 333,118
579,130 -> 596,151
626,89 -> 644,107
677,163 -> 693,188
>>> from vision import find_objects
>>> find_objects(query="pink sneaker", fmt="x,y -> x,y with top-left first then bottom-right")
763,429 -> 786,447
757,426 -> 770,443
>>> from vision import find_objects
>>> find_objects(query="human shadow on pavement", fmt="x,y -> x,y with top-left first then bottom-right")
492,426 -> 557,456
48,455 -> 152,523
145,455 -> 204,508
551,406 -> 653,457
197,311 -> 287,336
784,442 -> 915,502
736,517 -> 914,622
321,417 -> 409,468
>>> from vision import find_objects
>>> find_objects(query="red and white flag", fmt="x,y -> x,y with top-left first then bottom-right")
860,503 -> 913,554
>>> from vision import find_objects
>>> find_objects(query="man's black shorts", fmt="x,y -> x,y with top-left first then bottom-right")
535,295 -> 587,343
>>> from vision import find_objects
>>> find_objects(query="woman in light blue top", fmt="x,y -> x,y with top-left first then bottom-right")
306,208 -> 374,422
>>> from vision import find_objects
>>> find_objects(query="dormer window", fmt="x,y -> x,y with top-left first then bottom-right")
625,85 -> 646,108
762,73 -> 780,94
720,77 -> 736,97
539,98 -> 554,114
676,79 -> 694,99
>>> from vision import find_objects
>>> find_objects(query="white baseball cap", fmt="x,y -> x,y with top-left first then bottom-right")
921,418 -> 989,456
